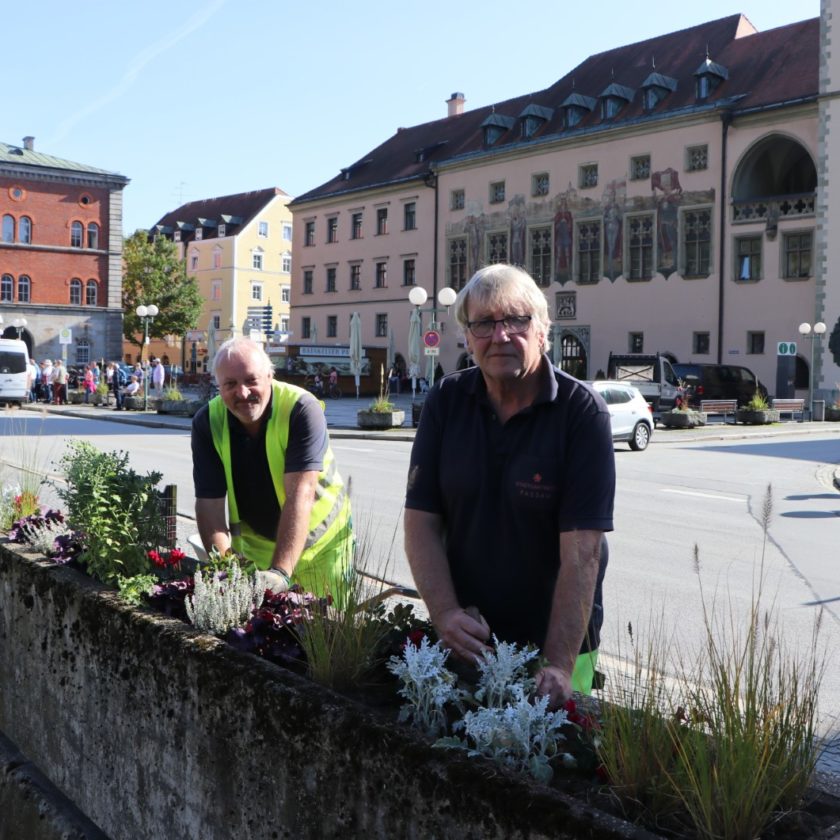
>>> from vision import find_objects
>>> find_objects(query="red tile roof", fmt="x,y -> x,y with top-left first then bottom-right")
293,14 -> 818,205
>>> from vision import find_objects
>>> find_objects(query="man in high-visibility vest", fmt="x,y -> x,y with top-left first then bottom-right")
191,338 -> 353,596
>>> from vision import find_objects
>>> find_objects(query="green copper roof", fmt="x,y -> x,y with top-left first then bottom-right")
0,141 -> 127,181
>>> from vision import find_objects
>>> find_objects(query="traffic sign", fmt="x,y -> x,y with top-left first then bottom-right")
777,341 -> 797,356
59,328 -> 72,345
423,329 -> 441,349
424,347 -> 440,356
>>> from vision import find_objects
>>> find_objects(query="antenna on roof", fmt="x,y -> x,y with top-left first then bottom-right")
651,55 -> 656,70
705,43 -> 710,59
611,67 -> 615,80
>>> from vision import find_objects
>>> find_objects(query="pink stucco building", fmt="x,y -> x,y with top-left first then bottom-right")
291,5 -> 839,405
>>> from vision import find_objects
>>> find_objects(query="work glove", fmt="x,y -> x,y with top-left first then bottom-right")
256,567 -> 291,595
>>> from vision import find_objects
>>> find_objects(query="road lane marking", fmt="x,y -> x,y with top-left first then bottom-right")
661,488 -> 746,502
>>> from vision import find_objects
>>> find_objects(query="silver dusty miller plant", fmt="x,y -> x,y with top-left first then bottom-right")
387,636 -> 465,738
473,635 -> 539,708
17,518 -> 73,556
185,560 -> 262,635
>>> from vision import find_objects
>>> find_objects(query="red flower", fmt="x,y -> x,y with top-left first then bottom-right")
402,629 -> 426,651
147,550 -> 165,568
168,548 -> 186,566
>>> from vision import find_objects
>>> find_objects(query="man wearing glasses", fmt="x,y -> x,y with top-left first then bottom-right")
404,264 -> 615,709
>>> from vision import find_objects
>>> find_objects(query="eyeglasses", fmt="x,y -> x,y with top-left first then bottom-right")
465,314 -> 532,339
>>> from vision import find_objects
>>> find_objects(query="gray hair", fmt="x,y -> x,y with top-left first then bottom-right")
214,337 -> 274,379
453,264 -> 552,351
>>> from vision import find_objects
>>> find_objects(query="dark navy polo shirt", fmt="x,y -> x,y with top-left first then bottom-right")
191,392 -> 327,541
405,356 -> 615,650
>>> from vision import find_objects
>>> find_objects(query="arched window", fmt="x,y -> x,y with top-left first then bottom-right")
560,334 -> 587,380
18,275 -> 30,303
19,216 -> 31,244
70,221 -> 84,248
70,278 -> 82,305
87,222 -> 99,249
1,274 -> 13,302
2,215 -> 14,243
86,279 -> 98,305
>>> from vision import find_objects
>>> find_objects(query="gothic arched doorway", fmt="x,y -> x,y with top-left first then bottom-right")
560,334 -> 587,380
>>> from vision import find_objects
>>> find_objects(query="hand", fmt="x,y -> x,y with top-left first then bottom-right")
535,664 -> 573,710
256,568 -> 290,595
434,606 -> 492,662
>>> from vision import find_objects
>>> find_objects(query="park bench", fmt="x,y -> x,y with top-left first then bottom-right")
772,398 -> 805,421
699,399 -> 738,423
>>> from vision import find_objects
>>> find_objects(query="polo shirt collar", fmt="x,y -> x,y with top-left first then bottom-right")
467,353 -> 558,407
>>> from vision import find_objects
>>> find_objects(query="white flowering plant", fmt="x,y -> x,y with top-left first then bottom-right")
185,560 -> 263,636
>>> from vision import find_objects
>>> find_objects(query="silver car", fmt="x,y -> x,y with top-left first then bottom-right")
588,380 -> 653,451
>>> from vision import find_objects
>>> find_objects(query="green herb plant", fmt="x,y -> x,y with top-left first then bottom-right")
367,364 -> 394,413
744,389 -> 770,411
55,441 -> 167,584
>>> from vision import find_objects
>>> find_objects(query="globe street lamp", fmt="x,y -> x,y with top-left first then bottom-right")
407,284 -> 457,392
11,317 -> 27,338
798,321 -> 827,421
136,304 -> 159,410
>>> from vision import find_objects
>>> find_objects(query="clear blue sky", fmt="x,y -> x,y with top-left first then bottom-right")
3,0 -> 818,235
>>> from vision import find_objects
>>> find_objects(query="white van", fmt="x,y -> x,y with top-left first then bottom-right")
0,338 -> 30,405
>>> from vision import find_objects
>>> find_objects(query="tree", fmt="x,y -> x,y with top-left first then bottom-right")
122,231 -> 203,352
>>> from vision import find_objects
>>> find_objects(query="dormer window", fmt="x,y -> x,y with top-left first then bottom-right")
217,224 -> 226,238
599,83 -> 634,120
560,93 -> 596,129
518,104 -> 553,139
194,228 -> 203,241
694,57 -> 728,101
641,72 -> 677,112
480,112 -> 515,147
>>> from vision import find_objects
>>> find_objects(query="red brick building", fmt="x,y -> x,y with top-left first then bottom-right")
0,137 -> 129,364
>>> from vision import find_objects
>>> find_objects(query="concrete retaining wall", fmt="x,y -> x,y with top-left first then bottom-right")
0,542 -> 652,840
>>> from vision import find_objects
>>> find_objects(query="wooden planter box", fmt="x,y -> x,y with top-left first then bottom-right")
736,408 -> 779,425
357,409 -> 405,429
660,411 -> 706,428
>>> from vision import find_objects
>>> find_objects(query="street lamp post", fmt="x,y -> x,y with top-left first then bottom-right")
798,320 -> 827,421
407,285 -> 457,392
136,304 -> 159,410
11,317 -> 27,339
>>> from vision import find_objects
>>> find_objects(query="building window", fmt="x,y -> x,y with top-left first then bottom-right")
403,202 -> 416,231
451,189 -> 465,211
212,248 -> 222,270
376,313 -> 388,337
747,331 -> 765,354
630,155 -> 651,181
629,332 -> 644,353
303,269 -> 313,294
85,279 -> 98,305
280,317 -> 289,332
375,261 -> 387,288
579,164 -> 598,189
376,207 -> 388,235
532,173 -> 550,197
683,209 -> 712,276
70,278 -> 82,305
489,181 -> 506,204
301,317 -> 311,339
258,221 -> 269,237
326,315 -> 337,338
403,258 -> 416,286
281,286 -> 290,303
449,237 -> 468,289
252,251 -> 263,270
487,232 -> 508,264
282,223 -> 292,241
87,222 -> 99,249
19,216 -> 31,244
783,232 -> 812,279
71,221 -> 83,248
627,214 -> 654,280
350,264 -> 361,290
693,332 -> 710,355
326,266 -> 337,292
217,224 -> 226,238
212,313 -> 221,330
530,227 -> 552,286
327,216 -> 338,243
1,274 -> 13,302
577,222 -> 601,283
211,280 -> 221,301
351,212 -> 362,239
282,252 -> 292,273
251,283 -> 263,302
687,144 -> 708,172
1,215 -> 13,243
190,251 -> 199,271
18,275 -> 30,303
736,236 -> 761,281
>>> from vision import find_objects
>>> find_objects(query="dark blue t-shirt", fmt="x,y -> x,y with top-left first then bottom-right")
405,357 -> 615,650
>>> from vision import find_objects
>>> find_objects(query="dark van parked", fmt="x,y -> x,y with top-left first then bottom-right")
672,363 -> 768,408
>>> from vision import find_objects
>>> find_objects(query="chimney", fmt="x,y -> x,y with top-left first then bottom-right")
22,136 -> 34,151
446,92 -> 466,117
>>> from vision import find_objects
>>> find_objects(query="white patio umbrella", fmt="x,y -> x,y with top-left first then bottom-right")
206,326 -> 217,376
407,308 -> 422,398
349,311 -> 363,399
311,323 -> 318,345
386,327 -> 396,371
